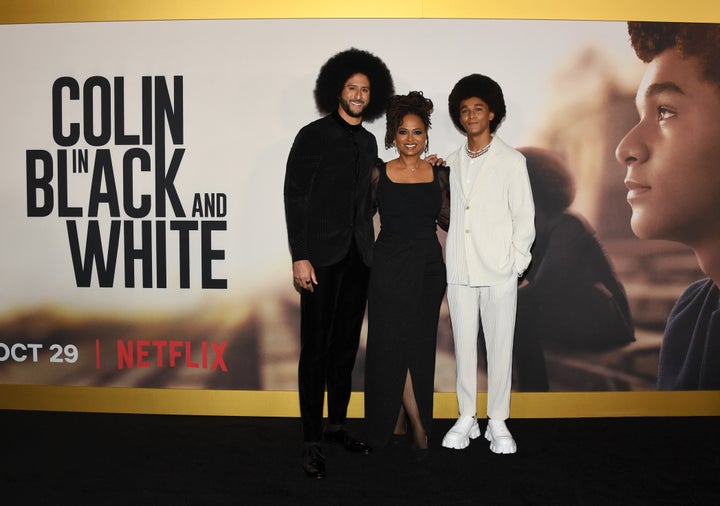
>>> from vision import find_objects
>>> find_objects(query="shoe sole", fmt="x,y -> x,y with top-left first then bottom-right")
484,429 -> 517,454
441,423 -> 481,450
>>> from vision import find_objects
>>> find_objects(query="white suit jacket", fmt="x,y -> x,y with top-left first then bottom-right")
445,135 -> 535,287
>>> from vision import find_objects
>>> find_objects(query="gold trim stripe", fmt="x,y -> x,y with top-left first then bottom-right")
1,385 -> 718,418
1,0 -> 719,24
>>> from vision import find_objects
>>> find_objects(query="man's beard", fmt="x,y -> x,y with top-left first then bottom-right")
339,97 -> 367,118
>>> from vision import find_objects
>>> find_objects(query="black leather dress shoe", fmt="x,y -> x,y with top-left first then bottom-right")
323,429 -> 371,454
303,444 -> 326,479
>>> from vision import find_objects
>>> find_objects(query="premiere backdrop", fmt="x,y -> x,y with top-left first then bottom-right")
0,18 -> 710,394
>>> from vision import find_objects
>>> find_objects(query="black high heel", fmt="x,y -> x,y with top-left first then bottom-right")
412,436 -> 429,461
390,432 -> 407,446
391,419 -> 409,446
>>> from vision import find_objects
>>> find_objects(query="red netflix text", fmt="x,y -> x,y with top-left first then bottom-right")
116,340 -> 228,371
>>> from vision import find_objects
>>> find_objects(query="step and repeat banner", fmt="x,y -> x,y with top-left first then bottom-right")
1,1 -> 718,416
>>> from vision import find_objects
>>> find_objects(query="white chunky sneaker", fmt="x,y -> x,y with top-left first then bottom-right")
485,419 -> 517,454
441,415 -> 481,449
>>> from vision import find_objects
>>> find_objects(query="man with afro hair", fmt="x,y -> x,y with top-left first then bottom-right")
284,48 -> 393,478
441,74 -> 535,454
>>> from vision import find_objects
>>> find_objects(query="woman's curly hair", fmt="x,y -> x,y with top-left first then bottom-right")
314,48 -> 394,122
628,22 -> 720,88
448,74 -> 506,134
518,147 -> 575,216
384,91 -> 434,149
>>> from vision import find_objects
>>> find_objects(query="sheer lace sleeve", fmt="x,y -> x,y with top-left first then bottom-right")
436,165 -> 450,231
370,159 -> 382,217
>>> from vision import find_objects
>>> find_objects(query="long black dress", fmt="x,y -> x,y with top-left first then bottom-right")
364,162 -> 450,448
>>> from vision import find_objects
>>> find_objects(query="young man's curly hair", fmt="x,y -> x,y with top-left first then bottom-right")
628,22 -> 720,88
384,91 -> 434,149
448,74 -> 506,134
314,48 -> 394,122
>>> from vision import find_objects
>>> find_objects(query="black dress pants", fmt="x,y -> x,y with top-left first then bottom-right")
298,241 -> 369,442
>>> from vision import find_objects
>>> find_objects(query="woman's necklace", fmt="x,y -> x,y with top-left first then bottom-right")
466,141 -> 491,158
401,159 -> 421,172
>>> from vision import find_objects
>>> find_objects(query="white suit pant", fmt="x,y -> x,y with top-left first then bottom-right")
447,276 -> 517,420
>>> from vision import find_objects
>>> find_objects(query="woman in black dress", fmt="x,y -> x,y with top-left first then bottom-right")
364,91 -> 449,453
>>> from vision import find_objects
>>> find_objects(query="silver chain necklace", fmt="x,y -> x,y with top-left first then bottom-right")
466,141 -> 491,158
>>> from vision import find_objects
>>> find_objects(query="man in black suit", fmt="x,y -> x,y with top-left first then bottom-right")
284,48 -> 393,479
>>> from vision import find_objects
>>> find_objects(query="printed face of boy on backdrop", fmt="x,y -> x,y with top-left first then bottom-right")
615,48 -> 720,249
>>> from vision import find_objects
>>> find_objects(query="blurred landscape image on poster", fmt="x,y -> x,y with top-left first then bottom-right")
512,147 -> 635,392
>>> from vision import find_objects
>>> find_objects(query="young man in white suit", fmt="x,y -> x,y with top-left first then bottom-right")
441,74 -> 535,454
